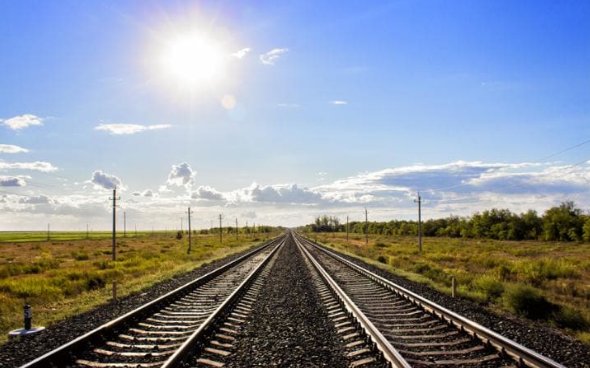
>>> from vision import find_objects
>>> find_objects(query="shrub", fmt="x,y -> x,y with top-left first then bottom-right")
472,275 -> 505,301
503,284 -> 556,320
375,242 -> 388,248
377,255 -> 387,264
553,306 -> 589,330
176,231 -> 183,240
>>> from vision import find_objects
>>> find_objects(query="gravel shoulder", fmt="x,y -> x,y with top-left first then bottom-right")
225,236 -> 349,367
315,240 -> 590,368
0,244 -> 262,368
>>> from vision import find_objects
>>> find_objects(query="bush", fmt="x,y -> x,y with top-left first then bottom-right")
377,255 -> 387,264
176,231 -> 183,240
503,284 -> 556,320
472,275 -> 505,301
375,242 -> 388,248
553,306 -> 589,330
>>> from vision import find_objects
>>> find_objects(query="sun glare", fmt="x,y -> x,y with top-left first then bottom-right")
161,32 -> 227,87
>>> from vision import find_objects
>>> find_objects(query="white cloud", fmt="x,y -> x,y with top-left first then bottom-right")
191,186 -> 224,201
228,183 -> 322,204
95,123 -> 172,135
90,170 -> 124,190
277,103 -> 301,108
167,162 -> 196,188
0,176 -> 29,187
330,100 -> 348,105
0,144 -> 29,154
19,195 -> 52,205
0,161 -> 58,172
232,47 -> 251,59
132,189 -> 155,197
260,48 -> 289,65
0,114 -> 43,130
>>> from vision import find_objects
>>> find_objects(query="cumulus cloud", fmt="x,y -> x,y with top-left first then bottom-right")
0,161 -> 57,172
191,186 -> 224,201
228,183 -> 322,204
90,170 -> 124,190
0,144 -> 29,154
232,47 -> 251,59
95,123 -> 172,135
330,100 -> 348,105
19,195 -> 52,205
0,114 -> 43,130
260,48 -> 288,65
167,162 -> 196,188
132,189 -> 154,197
0,176 -> 29,187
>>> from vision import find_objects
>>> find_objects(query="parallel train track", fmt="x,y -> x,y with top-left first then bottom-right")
19,235 -> 285,368
294,232 -> 567,368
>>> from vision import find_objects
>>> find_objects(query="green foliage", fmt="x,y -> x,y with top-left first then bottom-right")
307,202 -> 589,243
503,284 -> 556,320
553,306 -> 589,331
471,275 -> 505,301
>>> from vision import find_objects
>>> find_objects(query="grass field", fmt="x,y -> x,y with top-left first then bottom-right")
306,232 -> 590,344
0,231 -> 158,243
0,231 -> 277,344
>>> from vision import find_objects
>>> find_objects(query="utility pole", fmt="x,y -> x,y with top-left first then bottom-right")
123,211 -> 127,237
415,192 -> 422,252
187,207 -> 194,254
86,224 -> 89,239
236,218 -> 239,240
219,214 -> 223,243
210,219 -> 213,233
109,188 -> 120,261
180,217 -> 183,233
364,207 -> 369,245
135,223 -> 137,236
346,215 -> 349,243
47,223 -> 50,241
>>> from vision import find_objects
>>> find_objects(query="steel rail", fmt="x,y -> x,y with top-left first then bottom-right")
19,234 -> 285,368
294,234 -> 411,368
161,233 -> 285,367
296,233 -> 567,368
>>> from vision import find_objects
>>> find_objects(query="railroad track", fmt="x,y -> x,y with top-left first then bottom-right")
294,232 -> 567,368
19,235 -> 286,368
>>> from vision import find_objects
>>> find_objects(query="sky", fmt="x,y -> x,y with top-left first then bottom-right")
0,0 -> 589,231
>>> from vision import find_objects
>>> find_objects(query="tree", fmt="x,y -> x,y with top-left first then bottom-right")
583,218 -> 590,242
542,202 -> 584,241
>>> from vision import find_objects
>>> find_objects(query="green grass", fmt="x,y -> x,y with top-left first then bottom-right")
306,232 -> 590,345
0,232 -> 278,344
0,231 -> 157,243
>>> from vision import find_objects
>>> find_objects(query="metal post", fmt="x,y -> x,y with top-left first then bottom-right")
365,207 -> 369,245
110,188 -> 120,261
219,214 -> 223,243
24,305 -> 32,330
346,215 -> 349,243
415,192 -> 422,252
187,207 -> 193,254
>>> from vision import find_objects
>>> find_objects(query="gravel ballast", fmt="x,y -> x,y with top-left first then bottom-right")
0,243 -> 265,368
310,237 -> 590,368
225,235 -> 350,367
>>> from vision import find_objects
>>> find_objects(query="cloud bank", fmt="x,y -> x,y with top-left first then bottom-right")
0,144 -> 29,154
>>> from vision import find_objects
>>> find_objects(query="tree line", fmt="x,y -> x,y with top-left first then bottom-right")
306,201 -> 590,242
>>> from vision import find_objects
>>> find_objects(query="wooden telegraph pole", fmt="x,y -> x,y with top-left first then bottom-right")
219,214 -> 223,243
364,207 -> 369,245
187,207 -> 194,254
415,192 -> 423,252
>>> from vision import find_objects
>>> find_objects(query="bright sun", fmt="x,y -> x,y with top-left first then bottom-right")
161,32 -> 227,86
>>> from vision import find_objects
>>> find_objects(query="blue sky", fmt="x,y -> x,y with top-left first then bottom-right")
1,0 -> 589,230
